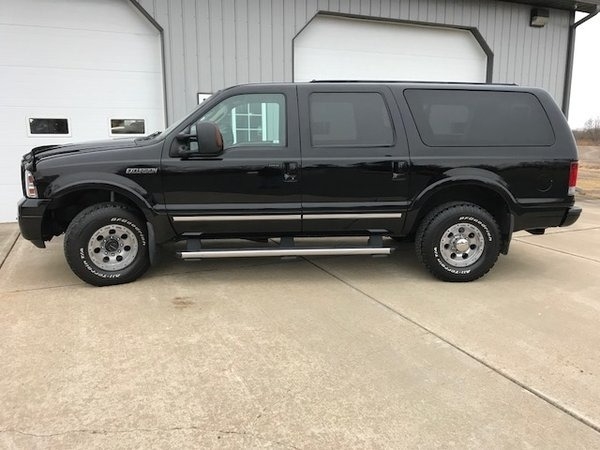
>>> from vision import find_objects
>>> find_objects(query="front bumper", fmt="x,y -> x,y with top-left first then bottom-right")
560,205 -> 582,227
18,197 -> 51,248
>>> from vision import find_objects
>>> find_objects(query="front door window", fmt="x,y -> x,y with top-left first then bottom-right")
199,93 -> 286,149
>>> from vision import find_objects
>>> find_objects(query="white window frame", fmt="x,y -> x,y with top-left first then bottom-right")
232,103 -> 265,144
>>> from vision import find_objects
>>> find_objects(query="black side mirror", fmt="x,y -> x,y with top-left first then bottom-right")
177,122 -> 223,158
197,122 -> 224,156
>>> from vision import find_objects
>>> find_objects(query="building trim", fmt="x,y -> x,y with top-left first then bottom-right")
129,0 -> 169,125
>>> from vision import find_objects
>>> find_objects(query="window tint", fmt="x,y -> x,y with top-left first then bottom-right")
199,93 -> 285,149
309,93 -> 394,147
29,118 -> 69,135
404,90 -> 555,147
110,119 -> 145,135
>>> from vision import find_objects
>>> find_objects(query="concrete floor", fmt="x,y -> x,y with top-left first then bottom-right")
1,200 -> 600,448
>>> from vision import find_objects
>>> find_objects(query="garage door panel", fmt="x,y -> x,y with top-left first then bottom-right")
2,109 -> 164,148
0,27 -> 160,73
1,67 -> 163,109
294,15 -> 487,83
295,48 -> 486,82
0,0 -> 153,35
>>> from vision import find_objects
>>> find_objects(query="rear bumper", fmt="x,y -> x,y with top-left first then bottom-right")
18,197 -> 51,248
560,205 -> 582,227
513,201 -> 582,232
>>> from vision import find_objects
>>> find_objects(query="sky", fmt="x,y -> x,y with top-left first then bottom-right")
569,13 -> 600,129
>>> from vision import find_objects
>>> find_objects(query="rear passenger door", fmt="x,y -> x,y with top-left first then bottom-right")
297,84 -> 410,234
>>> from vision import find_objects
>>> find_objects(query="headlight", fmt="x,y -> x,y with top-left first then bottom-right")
24,170 -> 38,198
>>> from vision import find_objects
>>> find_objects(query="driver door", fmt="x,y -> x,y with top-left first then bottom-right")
160,85 -> 301,236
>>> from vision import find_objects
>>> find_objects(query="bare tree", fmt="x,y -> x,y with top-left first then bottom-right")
583,116 -> 600,142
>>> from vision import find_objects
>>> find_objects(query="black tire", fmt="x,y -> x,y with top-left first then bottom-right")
64,203 -> 150,286
415,203 -> 500,282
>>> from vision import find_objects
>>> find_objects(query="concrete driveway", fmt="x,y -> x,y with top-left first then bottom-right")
1,199 -> 600,448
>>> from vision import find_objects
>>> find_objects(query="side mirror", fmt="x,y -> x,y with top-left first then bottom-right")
176,122 -> 224,158
197,122 -> 224,156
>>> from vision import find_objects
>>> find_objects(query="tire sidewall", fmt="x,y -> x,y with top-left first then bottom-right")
423,209 -> 499,281
66,207 -> 149,285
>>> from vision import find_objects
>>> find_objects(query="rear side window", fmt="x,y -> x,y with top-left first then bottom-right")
309,93 -> 394,147
404,90 -> 555,147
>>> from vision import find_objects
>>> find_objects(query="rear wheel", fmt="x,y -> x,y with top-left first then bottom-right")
415,203 -> 500,282
64,203 -> 150,286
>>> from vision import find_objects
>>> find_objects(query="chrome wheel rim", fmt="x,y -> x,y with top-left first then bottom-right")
439,223 -> 485,268
87,224 -> 139,271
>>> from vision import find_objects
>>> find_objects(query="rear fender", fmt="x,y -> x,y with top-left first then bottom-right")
411,168 -> 518,212
405,169 -> 516,251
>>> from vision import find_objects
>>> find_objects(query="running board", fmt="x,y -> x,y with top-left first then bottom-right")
177,247 -> 392,260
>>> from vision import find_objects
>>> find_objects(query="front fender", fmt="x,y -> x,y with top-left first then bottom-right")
43,173 -> 176,243
45,172 -> 154,218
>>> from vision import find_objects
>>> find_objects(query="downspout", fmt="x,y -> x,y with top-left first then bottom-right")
562,6 -> 600,117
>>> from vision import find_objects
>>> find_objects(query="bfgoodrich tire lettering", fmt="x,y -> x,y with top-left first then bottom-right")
64,203 -> 150,286
415,203 -> 500,282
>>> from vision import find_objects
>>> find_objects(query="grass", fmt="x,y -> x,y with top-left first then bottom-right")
577,161 -> 600,199
576,143 -> 600,199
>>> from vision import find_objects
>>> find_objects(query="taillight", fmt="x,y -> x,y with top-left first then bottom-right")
24,170 -> 38,198
568,161 -> 578,196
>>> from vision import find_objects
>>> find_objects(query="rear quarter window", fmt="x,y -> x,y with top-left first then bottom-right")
404,89 -> 555,147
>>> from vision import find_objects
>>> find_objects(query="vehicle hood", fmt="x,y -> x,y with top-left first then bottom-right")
30,138 -> 140,160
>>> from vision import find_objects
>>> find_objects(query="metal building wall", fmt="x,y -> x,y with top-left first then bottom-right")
135,0 -> 571,124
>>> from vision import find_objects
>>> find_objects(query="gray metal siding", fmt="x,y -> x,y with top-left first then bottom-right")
136,0 -> 570,123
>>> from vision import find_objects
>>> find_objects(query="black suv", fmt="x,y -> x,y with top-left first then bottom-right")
18,82 -> 581,286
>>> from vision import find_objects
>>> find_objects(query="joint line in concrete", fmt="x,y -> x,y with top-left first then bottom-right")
304,257 -> 600,435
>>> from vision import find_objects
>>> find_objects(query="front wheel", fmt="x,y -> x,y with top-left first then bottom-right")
64,203 -> 150,286
415,203 -> 500,282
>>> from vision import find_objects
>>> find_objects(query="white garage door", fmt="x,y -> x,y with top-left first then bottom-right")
294,15 -> 487,83
0,0 -> 164,222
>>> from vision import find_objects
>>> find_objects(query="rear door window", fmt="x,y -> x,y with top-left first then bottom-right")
404,90 -> 555,147
309,93 -> 394,147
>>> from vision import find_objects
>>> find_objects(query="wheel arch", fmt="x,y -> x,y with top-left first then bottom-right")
42,178 -> 154,238
405,177 -> 515,252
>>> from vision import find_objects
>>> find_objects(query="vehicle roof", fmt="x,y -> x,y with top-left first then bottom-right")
224,81 -> 547,93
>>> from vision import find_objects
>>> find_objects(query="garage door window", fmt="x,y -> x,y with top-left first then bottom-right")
110,119 -> 145,135
309,93 -> 394,147
404,90 -> 555,147
28,118 -> 70,136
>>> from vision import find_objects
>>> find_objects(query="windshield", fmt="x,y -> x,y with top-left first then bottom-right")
161,104 -> 204,136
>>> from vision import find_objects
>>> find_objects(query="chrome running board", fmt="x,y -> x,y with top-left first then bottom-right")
177,247 -> 392,260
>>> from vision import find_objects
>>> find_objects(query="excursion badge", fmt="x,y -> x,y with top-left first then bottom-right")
125,167 -> 158,174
